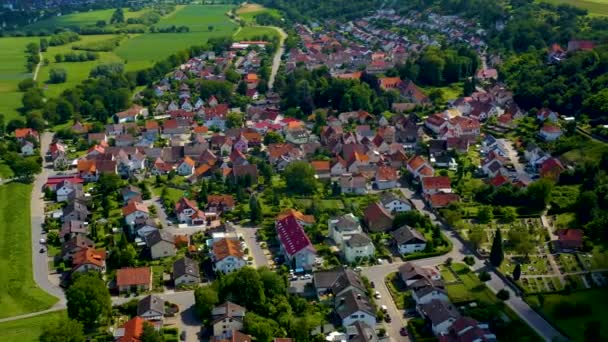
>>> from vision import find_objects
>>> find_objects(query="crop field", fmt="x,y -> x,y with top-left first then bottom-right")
0,310 -> 66,342
22,7 -> 152,31
237,3 -> 282,24
234,26 -> 280,40
115,5 -> 237,67
538,0 -> 608,16
0,183 -> 58,318
0,37 -> 37,121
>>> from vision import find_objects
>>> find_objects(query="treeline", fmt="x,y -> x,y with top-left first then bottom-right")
55,51 -> 100,63
72,35 -> 125,52
500,46 -> 608,124
49,31 -> 80,46
396,45 -> 479,86
257,0 -> 382,23
24,42 -> 40,73
149,25 -> 190,33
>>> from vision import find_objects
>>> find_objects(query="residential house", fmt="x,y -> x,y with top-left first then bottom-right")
276,208 -> 315,226
276,215 -> 316,271
311,160 -> 331,179
71,247 -> 106,274
115,105 -> 146,123
422,176 -> 452,195
344,321 -> 378,342
438,317 -> 497,342
137,295 -> 165,321
427,193 -> 460,208
122,200 -> 150,226
175,197 -> 206,226
145,230 -> 176,260
177,156 -> 196,176
425,114 -> 448,134
115,316 -> 153,342
232,164 -> 258,184
56,180 -> 84,202
328,213 -> 363,247
133,217 -> 159,238
540,158 -> 564,181
399,262 -> 442,287
60,220 -> 88,240
21,140 -> 35,155
62,200 -> 89,222
554,229 -> 584,252
173,257 -> 201,286
539,124 -> 562,141
335,289 -> 376,328
116,267 -> 152,293
211,302 -> 246,340
536,108 -> 559,123
374,165 -> 399,190
379,192 -> 412,213
339,174 -> 368,194
62,235 -> 95,260
363,202 -> 393,232
418,299 -> 461,335
391,226 -> 427,255
207,194 -> 236,214
212,238 -> 246,274
407,156 -> 435,179
343,233 -> 375,263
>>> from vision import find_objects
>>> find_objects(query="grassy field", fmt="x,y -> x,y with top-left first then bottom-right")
234,26 -> 280,40
0,183 -> 58,318
115,5 -> 237,67
236,3 -> 281,25
538,0 -> 608,16
0,37 -> 37,122
561,137 -> 608,164
0,310 -> 66,342
22,8 -> 152,31
527,289 -> 608,341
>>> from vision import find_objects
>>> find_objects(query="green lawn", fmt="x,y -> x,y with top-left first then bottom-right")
0,162 -> 14,179
537,0 -> 608,16
0,36 -> 37,121
445,263 -> 496,304
420,82 -> 464,101
0,310 -> 66,342
237,5 -> 281,25
0,183 -> 58,318
234,26 -> 280,40
527,289 -> 608,341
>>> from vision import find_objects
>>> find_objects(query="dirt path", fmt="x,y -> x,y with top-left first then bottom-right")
33,51 -> 43,81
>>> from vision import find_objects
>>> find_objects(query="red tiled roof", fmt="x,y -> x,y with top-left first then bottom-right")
119,316 -> 145,342
122,200 -> 149,216
427,193 -> 460,208
422,176 -> 451,190
72,247 -> 106,269
376,165 -> 398,181
175,197 -> 198,214
311,160 -> 330,172
276,215 -> 314,257
14,128 -> 38,139
117,267 -> 151,287
276,208 -> 315,224
207,194 -> 235,208
213,238 -> 244,261
489,174 -> 509,187
557,229 -> 583,246
408,155 -> 427,171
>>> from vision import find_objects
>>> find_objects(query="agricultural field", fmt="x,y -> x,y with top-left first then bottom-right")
0,37 -> 37,121
21,7 -> 152,32
527,289 -> 608,341
234,26 -> 280,41
538,0 -> 608,16
0,310 -> 66,342
236,3 -> 282,25
114,5 -> 237,67
0,183 -> 58,318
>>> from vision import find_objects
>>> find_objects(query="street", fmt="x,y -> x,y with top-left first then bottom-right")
232,224 -> 270,268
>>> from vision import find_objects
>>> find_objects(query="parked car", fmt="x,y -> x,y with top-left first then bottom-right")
180,331 -> 186,341
39,248 -> 45,253
374,291 -> 381,299
384,314 -> 392,323
370,281 -> 375,288
400,327 -> 408,336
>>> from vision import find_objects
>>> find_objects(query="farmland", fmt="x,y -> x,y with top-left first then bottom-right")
21,7 -> 152,32
538,0 -> 608,16
236,3 -> 282,25
0,310 -> 66,342
0,183 -> 58,318
0,37 -> 37,122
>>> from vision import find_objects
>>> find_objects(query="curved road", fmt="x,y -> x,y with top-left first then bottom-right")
362,188 -> 564,342
268,26 -> 286,90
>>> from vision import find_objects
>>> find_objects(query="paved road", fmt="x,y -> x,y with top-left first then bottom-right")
32,132 -> 67,306
363,186 -> 564,342
268,26 -> 287,90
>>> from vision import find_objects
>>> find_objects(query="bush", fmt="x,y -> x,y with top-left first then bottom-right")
48,68 -> 67,84
463,256 -> 475,266
478,271 -> 491,282
163,327 -> 178,335
18,78 -> 36,92
497,289 -> 510,300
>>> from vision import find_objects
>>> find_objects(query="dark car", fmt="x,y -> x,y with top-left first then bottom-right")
180,331 -> 186,341
370,281 -> 375,288
384,314 -> 392,323
400,327 -> 408,336
39,248 -> 45,253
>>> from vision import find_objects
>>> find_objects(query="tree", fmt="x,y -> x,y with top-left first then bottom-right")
584,321 -> 601,342
26,112 -> 46,132
96,20 -> 106,27
502,206 -> 517,223
244,312 -> 280,342
497,289 -> 510,300
49,68 -> 67,84
194,286 -> 219,319
39,317 -> 85,342
66,272 -> 111,329
140,322 -> 164,342
22,88 -> 44,111
478,271 -> 491,282
13,158 -> 42,180
26,42 -> 39,55
283,161 -> 317,194
525,179 -> 553,211
226,112 -> 244,128
0,113 -> 4,136
18,78 -> 36,92
263,131 -> 284,145
39,38 -> 48,52
489,229 -> 504,267
513,263 -> 521,281
208,25 -> 214,31
249,194 -> 262,224
110,7 -> 125,24
477,205 -> 494,223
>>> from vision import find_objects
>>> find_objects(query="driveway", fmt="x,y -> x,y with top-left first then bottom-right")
232,224 -> 269,268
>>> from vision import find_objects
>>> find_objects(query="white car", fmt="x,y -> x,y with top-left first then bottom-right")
374,291 -> 381,299
39,238 -> 46,244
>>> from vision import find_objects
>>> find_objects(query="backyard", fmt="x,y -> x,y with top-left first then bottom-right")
0,183 -> 58,318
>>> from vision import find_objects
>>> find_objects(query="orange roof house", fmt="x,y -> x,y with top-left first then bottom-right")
116,267 -> 152,291
212,238 -> 244,261
14,128 -> 39,140
378,77 -> 402,90
276,208 -> 315,225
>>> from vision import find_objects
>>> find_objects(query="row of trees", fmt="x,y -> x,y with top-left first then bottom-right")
55,51 -> 100,63
396,46 -> 479,86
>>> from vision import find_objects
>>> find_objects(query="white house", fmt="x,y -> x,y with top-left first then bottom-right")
146,230 -> 176,260
211,302 -> 246,340
412,284 -> 449,304
379,192 -> 412,213
175,197 -> 206,226
328,213 -> 363,248
276,215 -> 316,271
335,289 -> 376,328
212,238 -> 247,274
137,295 -> 165,321
419,299 -> 460,335
177,157 -> 196,176
374,165 -> 399,190
421,176 -> 452,195
173,257 -> 200,287
539,124 -> 562,141
56,180 -> 83,202
122,200 -> 150,226
391,226 -> 427,255
343,233 -> 375,263
21,141 -> 35,155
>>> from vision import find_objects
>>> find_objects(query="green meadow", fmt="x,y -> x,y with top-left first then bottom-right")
22,7 -> 152,31
0,37 -> 37,122
538,0 -> 608,16
0,310 -> 66,342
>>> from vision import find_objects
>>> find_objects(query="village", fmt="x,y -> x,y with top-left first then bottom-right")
2,6 -> 607,342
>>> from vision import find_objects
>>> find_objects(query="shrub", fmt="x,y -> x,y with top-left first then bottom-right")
497,289 -> 510,300
48,68 -> 67,84
478,271 -> 491,282
463,256 -> 475,266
